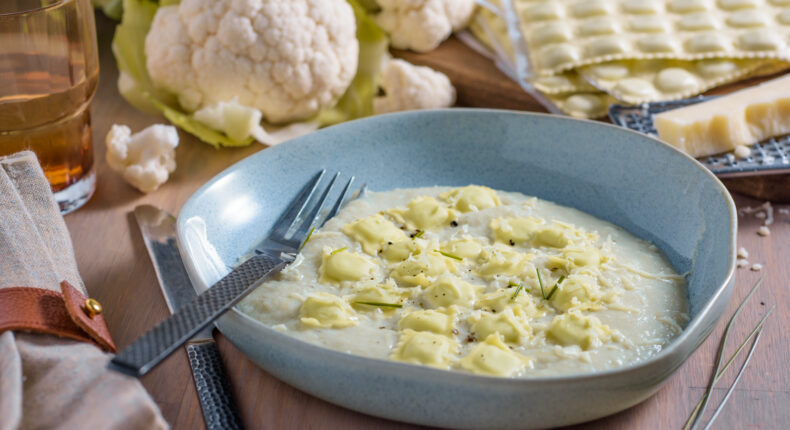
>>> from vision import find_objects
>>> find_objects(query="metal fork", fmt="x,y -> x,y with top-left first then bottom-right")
110,170 -> 357,377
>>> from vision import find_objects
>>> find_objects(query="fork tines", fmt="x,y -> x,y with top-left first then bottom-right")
265,171 -> 357,252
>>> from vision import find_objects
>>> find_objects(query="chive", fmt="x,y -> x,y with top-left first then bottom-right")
511,283 -> 524,301
354,301 -> 403,309
435,249 -> 463,261
546,275 -> 565,301
536,268 -> 546,299
684,275 -> 768,430
685,306 -> 773,430
298,227 -> 315,251
507,281 -> 520,288
330,247 -> 347,255
411,230 -> 424,239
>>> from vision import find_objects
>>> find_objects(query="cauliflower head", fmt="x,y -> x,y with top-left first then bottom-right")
145,0 -> 359,124
106,124 -> 179,194
373,59 -> 456,114
377,0 -> 476,53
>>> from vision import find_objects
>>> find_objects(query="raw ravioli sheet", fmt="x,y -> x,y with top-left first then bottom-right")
580,58 -> 790,104
514,0 -> 790,77
468,1 -> 788,117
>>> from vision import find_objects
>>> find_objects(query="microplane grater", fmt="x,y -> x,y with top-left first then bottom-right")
609,97 -> 790,178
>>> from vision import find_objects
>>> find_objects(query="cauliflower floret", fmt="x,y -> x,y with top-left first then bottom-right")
377,0 -> 476,53
145,0 -> 359,123
105,124 -> 179,193
373,59 -> 456,114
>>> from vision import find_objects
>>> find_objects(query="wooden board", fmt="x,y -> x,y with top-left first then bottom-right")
64,14 -> 790,429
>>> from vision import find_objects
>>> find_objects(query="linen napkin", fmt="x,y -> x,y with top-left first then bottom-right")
0,151 -> 167,430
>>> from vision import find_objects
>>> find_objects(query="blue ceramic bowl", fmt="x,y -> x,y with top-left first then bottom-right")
177,109 -> 736,429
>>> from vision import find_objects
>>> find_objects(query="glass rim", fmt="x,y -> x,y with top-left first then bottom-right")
0,0 -> 74,18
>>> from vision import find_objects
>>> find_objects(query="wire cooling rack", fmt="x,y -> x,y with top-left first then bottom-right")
609,97 -> 790,178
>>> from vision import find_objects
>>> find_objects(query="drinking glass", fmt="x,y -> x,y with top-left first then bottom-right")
0,0 -> 99,214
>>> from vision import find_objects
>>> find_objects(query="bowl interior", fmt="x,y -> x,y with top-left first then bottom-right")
178,108 -> 735,334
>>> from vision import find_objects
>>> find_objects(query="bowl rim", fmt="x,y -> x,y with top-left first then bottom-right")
179,108 -> 737,384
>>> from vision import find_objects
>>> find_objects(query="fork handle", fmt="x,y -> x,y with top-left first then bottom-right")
109,252 -> 288,377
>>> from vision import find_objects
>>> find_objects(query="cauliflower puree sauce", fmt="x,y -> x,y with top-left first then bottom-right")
239,186 -> 689,378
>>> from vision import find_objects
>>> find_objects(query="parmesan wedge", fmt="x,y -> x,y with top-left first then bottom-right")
655,75 -> 790,158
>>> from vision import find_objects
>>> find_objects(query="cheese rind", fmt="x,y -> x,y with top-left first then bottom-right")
654,75 -> 790,158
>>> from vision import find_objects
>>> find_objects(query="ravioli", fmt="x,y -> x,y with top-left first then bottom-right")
389,196 -> 455,230
490,217 -> 541,245
391,329 -> 457,369
380,239 -> 421,262
477,245 -> 532,278
300,293 -> 357,328
471,307 -> 531,344
422,275 -> 483,308
460,334 -> 530,377
440,185 -> 501,212
353,280 -> 409,311
550,276 -> 602,312
342,214 -> 407,255
399,307 -> 456,334
547,311 -> 614,350
440,237 -> 483,259
391,252 -> 457,287
319,248 -> 377,284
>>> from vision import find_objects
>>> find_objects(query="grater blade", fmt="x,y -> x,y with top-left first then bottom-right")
609,97 -> 790,178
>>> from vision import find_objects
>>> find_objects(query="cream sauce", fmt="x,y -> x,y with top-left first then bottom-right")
239,186 -> 688,377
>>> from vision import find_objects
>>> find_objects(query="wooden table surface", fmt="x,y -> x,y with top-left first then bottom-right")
66,14 -> 789,429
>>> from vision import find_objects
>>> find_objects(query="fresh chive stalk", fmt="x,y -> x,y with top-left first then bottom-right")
511,283 -> 524,301
546,275 -> 565,300
299,227 -> 315,251
686,305 -> 773,430
435,249 -> 463,261
685,275 -> 768,430
330,247 -> 347,255
354,301 -> 403,309
411,230 -> 424,239
536,268 -> 546,299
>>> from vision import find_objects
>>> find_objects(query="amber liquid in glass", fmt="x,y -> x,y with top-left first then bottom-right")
0,52 -> 98,192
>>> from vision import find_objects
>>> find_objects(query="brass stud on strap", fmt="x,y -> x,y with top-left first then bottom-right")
84,298 -> 103,318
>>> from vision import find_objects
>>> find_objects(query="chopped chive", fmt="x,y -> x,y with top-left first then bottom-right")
546,275 -> 565,301
354,301 -> 403,309
511,283 -> 524,301
507,281 -> 520,288
330,247 -> 347,255
435,249 -> 463,261
299,227 -> 315,251
536,268 -> 546,299
411,230 -> 424,239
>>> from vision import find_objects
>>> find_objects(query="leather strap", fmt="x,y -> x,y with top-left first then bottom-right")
61,281 -> 117,352
0,282 -> 117,352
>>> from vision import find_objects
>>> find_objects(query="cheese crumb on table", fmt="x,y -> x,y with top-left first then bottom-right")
736,259 -> 749,269
654,74 -> 790,158
758,226 -> 771,237
737,247 -> 749,259
733,145 -> 751,159
739,202 -> 774,225
750,263 -> 763,272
